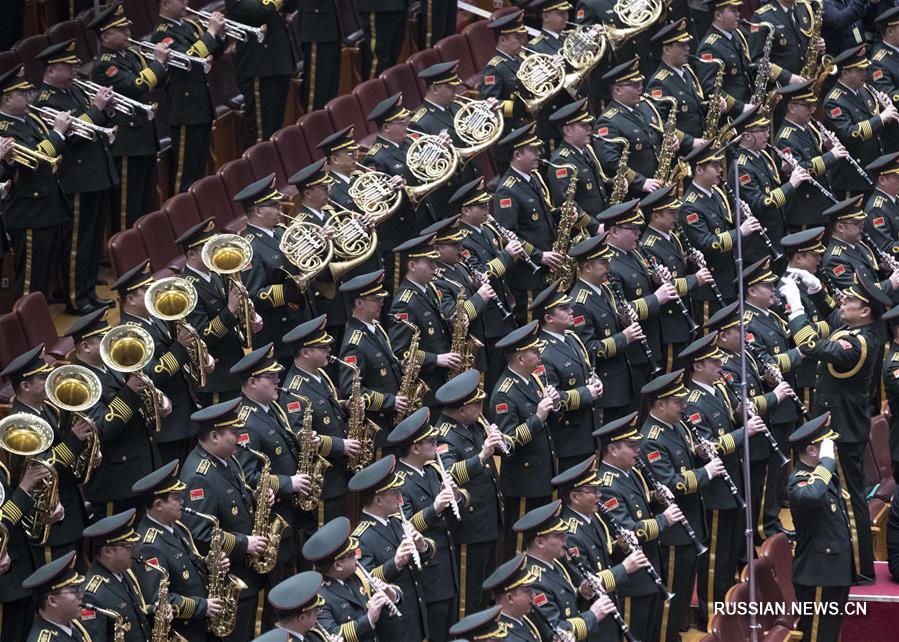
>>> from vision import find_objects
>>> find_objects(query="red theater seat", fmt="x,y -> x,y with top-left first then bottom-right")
406,49 -> 442,97
163,192 -> 203,239
243,141 -> 289,186
0,51 -> 21,76
436,34 -> 478,88
760,533 -> 796,605
122,0 -> 156,38
354,79 -> 390,127
12,293 -> 73,360
326,94 -> 371,138
0,312 -> 29,371
208,52 -> 244,110
463,20 -> 494,72
300,110 -> 335,160
272,125 -> 314,179
189,175 -> 237,229
14,35 -> 51,84
219,159 -> 257,219
381,63 -> 424,110
47,20 -> 93,64
108,229 -> 150,283
135,210 -> 181,273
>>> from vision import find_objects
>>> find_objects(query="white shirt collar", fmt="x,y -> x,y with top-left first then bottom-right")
0,110 -> 24,122
544,329 -> 566,342
184,264 -> 212,283
747,302 -> 769,317
408,280 -> 427,294
274,624 -> 303,640
402,460 -> 426,476
693,380 -> 717,395
649,225 -> 671,240
876,188 -> 897,203
512,166 -> 532,182
299,367 -> 321,383
147,514 -> 174,534
362,510 -> 389,526
360,319 -> 377,333
692,182 -> 713,197
605,462 -> 630,478
649,412 -> 673,429
543,29 -> 560,39
784,117 -> 806,131
572,508 -> 593,522
424,99 -> 446,112
713,24 -> 733,40
247,222 -> 275,238
332,170 -> 351,184
582,279 -> 605,296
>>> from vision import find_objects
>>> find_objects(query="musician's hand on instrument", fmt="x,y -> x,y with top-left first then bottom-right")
692,137 -> 708,149
204,352 -> 216,372
394,537 -> 415,568
367,590 -> 389,624
388,175 -> 405,188
91,448 -> 103,468
322,224 -> 337,240
591,593 -> 617,621
476,282 -> 496,301
226,285 -> 242,313
291,473 -> 313,495
746,415 -> 767,437
48,502 -> 65,525
814,37 -> 826,53
361,212 -> 376,229
889,270 -> 899,289
641,178 -> 663,193
0,552 -> 10,575
661,504 -> 683,527
830,140 -> 849,159
772,380 -> 794,403
694,266 -> 714,285
437,130 -> 452,144
436,352 -> 463,369
393,395 -> 410,415
777,276 -> 803,311
480,430 -> 504,461
71,418 -> 93,441
739,215 -> 762,236
504,239 -> 523,257
176,325 -> 194,348
654,282 -> 679,304
410,528 -> 426,550
343,438 -> 362,458
0,137 -> 12,162
587,379 -> 603,400
18,463 -> 50,492
246,535 -> 269,555
623,321 -> 645,344
623,549 -> 650,573
251,312 -> 264,333
668,137 -> 681,152
206,10 -> 226,37
789,267 -> 822,293
880,100 -> 899,123
205,598 -> 224,619
540,250 -> 563,269
154,41 -> 171,64
789,74 -> 806,84
53,110 -> 72,135
433,486 -> 456,513
704,456 -> 726,479
536,396 -> 556,421
485,96 -> 499,109
160,393 -> 173,417
788,164 -> 811,187
92,85 -> 113,110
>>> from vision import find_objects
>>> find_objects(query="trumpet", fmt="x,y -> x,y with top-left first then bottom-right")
100,325 -> 165,433
73,78 -> 157,120
186,7 -> 267,42
201,234 -> 256,350
10,142 -> 60,171
45,364 -> 101,484
129,39 -> 211,73
145,277 -> 210,389
30,106 -> 117,143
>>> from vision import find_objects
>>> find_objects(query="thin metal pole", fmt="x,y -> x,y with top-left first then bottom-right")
733,156 -> 760,642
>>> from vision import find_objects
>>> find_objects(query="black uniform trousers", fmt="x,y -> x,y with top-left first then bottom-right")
30,541 -> 80,566
418,0 -> 456,50
228,592 -> 262,642
622,593 -> 660,642
627,363 -> 652,413
0,596 -> 33,642
659,543 -> 699,642
362,11 -> 406,79
428,596 -> 455,642
456,540 -> 496,619
793,584 -> 850,642
170,123 -> 211,194
697,507 -> 742,625
9,223 -> 67,300
68,190 -> 108,307
750,456 -> 769,545
115,154 -> 156,230
761,422 -> 792,537
239,75 -> 291,147
836,443 -> 875,579
301,40 -> 341,112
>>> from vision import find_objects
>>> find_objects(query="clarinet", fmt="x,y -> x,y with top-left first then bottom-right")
818,269 -> 847,306
676,223 -> 726,306
644,254 -> 700,333
596,501 -> 675,601
742,334 -> 811,421
461,253 -> 513,319
766,144 -> 837,203
862,232 -> 899,272
563,547 -> 639,642
529,597 -> 576,642
721,181 -> 784,261
812,118 -> 874,186
610,280 -> 662,375
632,457 -> 708,556
680,415 -> 746,509
718,371 -> 790,467
486,214 -> 542,273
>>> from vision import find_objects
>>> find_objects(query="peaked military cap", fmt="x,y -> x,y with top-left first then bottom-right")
233,173 -> 288,208
283,314 -> 332,349
368,93 -> 410,125
685,139 -> 725,166
347,454 -> 405,494
833,44 -> 868,70
0,344 -> 52,386
703,301 -> 742,331
595,199 -> 644,226
317,125 -> 359,155
387,407 -> 437,445
512,499 -> 567,535
777,79 -> 816,103
418,60 -> 462,86
529,0 -> 573,13
741,257 -> 778,287
190,397 -> 245,430
866,151 -> 899,176
22,551 -> 83,594
549,97 -> 593,126
844,273 -> 892,312
483,552 -> 537,594
83,509 -> 141,545
0,64 -> 32,94
289,157 -> 332,190
550,455 -> 598,489
449,177 -> 491,208
422,214 -> 464,243
65,307 -> 112,342
448,605 -> 506,640
528,280 -> 573,317
495,320 -> 545,353
393,233 -> 440,259
592,411 -> 642,442
731,103 -> 769,131
87,2 -> 132,32
36,39 -> 81,66
788,412 -> 836,447
230,343 -> 283,377
339,269 -> 389,299
641,369 -> 690,399
111,259 -> 153,295
436,369 -> 485,408
268,571 -> 326,612
822,195 -> 866,221
640,183 -> 681,214
131,460 -> 187,496
780,227 -> 827,255
498,122 -> 541,149
569,232 -> 613,262
678,331 -> 724,363
174,216 -> 217,249
302,516 -> 357,563
652,18 -> 692,45
487,9 -> 527,34
876,6 -> 899,28
601,56 -> 643,83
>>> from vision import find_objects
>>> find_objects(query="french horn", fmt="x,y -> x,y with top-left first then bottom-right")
100,325 -> 165,433
348,164 -> 404,223
404,133 -> 460,205
516,48 -> 566,115
45,364 -> 101,484
453,95 -> 504,158
279,220 -> 334,284
145,277 -> 210,388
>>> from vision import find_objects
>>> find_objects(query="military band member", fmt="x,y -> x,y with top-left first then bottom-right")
884,308 -> 899,483
281,315 -> 360,526
225,0 -> 297,146
131,460 -> 220,642
180,398 -> 268,642
787,413 -> 854,642
0,64 -> 71,300
22,551 -> 90,642
823,44 -> 899,197
448,605 -> 507,641
152,0 -> 224,192
34,40 -> 117,315
348,455 -> 430,641
176,218 -> 256,406
80,510 -> 153,642
116,259 -> 197,465
480,10 -> 528,135
486,321 -> 559,554
482,553 -> 544,641
88,2 -> 169,229
748,0 -> 822,77
527,0 -> 575,152
320,125 -> 361,210
1,346 -> 88,563
251,571 -> 333,642
678,333 -> 766,623
359,0 -> 405,79
787,274 -> 891,585
871,8 -> 899,151
297,0 -> 341,112
303,516 -> 396,641
513,500 -> 617,640
863,152 -> 899,261
434,370 -> 505,618
647,19 -> 707,138
65,307 -> 164,517
238,173 -> 311,361
493,122 -> 563,324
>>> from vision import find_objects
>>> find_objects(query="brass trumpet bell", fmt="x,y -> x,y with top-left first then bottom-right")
45,364 -> 101,412
100,325 -> 156,373
145,277 -> 198,321
202,234 -> 253,275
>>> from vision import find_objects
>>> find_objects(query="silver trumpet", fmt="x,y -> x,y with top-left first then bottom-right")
186,7 -> 267,42
31,106 -> 117,143
73,78 -> 156,120
129,39 -> 211,73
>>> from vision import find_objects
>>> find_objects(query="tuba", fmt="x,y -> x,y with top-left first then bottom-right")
452,96 -> 505,159
516,48 -> 566,115
100,325 -> 165,433
45,365 -> 101,484
0,413 -> 58,544
349,164 -> 404,223
201,234 -> 257,350
145,277 -> 209,388
403,133 -> 460,205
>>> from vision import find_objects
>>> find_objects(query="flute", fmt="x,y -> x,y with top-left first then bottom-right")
356,563 -> 402,617
680,415 -> 746,509
478,415 -> 511,455
563,547 -> 639,642
610,280 -> 662,375
434,450 -> 461,520
632,457 -> 708,555
397,509 -> 422,571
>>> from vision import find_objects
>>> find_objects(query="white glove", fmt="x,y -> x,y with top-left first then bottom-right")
819,438 -> 835,460
778,278 -> 803,316
787,267 -> 822,294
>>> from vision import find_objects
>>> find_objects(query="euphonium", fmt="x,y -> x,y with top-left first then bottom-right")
0,413 -> 58,545
201,234 -> 256,350
278,220 -> 334,285
349,163 -> 404,223
181,507 -> 247,638
238,444 -> 288,574
404,133 -> 460,205
283,393 -> 330,511
332,357 -> 379,472
45,364 -> 101,484
452,95 -> 504,158
100,325 -> 165,433
145,277 -> 210,388
391,315 -> 429,423
516,48 -> 566,115
447,279 -> 483,378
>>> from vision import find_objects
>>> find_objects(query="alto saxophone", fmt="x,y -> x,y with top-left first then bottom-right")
238,444 -> 288,574
332,357 -> 379,472
288,393 -> 331,512
181,507 -> 247,638
447,278 -> 483,378
139,560 -> 188,642
392,315 -> 429,423
604,136 -> 631,205
698,57 -> 726,141
651,94 -> 679,185
83,604 -> 128,642
545,164 -> 579,290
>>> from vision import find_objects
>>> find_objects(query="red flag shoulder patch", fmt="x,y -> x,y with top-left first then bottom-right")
576,8 -> 585,19
355,548 -> 362,559
534,592 -> 548,606
105,65 -> 117,78
189,488 -> 204,501
460,249 -> 470,258
597,127 -> 609,136
838,339 -> 853,350
395,312 -> 409,321
874,217 -> 885,226
436,443 -> 449,454
569,546 -> 580,557
146,557 -> 160,569
830,107 -> 842,118
873,69 -> 884,80
745,332 -> 754,342
81,609 -> 96,620
344,355 -> 357,365
832,264 -> 845,276
603,497 -> 619,510
701,53 -> 713,61
162,37 -> 174,45
499,198 -> 512,208
533,365 -> 545,376
647,451 -> 661,462
287,401 -> 301,413
484,75 -> 496,85
685,213 -> 699,224
750,24 -> 760,32
555,167 -> 568,179
651,89 -> 663,98
739,174 -> 751,185
688,413 -> 701,424
237,432 -> 250,444
495,402 -> 509,414
572,315 -> 585,327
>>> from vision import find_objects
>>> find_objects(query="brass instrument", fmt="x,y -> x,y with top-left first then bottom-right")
452,95 -> 504,158
516,48 -> 566,115
0,486 -> 8,561
238,444 -> 288,574
746,20 -> 775,108
10,142 -> 60,171
545,163 -> 579,290
799,0 -> 835,97
349,163 -> 404,223
325,202 -> 381,283
83,604 -> 128,642
648,94 -> 684,185
100,325 -> 165,433
447,281 -> 483,378
561,26 -> 607,94
129,39 -> 211,73
614,0 -> 663,28
0,413 -> 58,545
31,106 -> 117,143
145,277 -> 210,389
330,357 -> 379,472
201,234 -> 256,350
136,559 -> 188,642
73,78 -> 157,119
286,392 -> 331,511
404,132 -> 460,205
181,507 -> 247,637
185,7 -> 267,42
278,219 -> 334,284
597,135 -> 631,205
391,315 -> 429,423
45,365 -> 101,484
694,56 -> 725,141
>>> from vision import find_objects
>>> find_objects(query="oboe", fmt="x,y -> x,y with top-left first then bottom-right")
812,118 -> 873,186
819,269 -> 847,306
766,144 -> 837,203
461,253 -> 513,319
721,182 -> 784,261
743,334 -> 811,421
356,563 -> 402,617
487,214 -> 542,273
596,500 -> 675,601
434,450 -> 461,520
862,232 -> 899,272
610,281 -> 662,375
645,254 -> 700,333
676,223 -> 726,306
717,372 -> 790,467
632,457 -> 707,556
563,547 -> 639,642
680,415 -> 746,509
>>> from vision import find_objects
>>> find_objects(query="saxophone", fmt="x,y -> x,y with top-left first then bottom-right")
699,57 -> 726,141
141,561 -> 188,642
546,165 -> 579,290
83,604 -> 128,642
447,279 -> 483,378
651,95 -> 679,185
607,136 -> 631,204
181,507 -> 247,638
799,0 -> 834,96
332,357 -> 379,472
392,315 -> 429,423
289,393 -> 331,512
238,445 -> 288,574
750,21 -> 775,108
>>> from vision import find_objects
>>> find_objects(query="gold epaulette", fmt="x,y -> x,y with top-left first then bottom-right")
647,425 -> 662,440
566,517 -> 580,534
143,528 -> 159,543
238,405 -> 253,422
436,422 -> 453,436
36,630 -> 56,642
352,520 -> 372,537
575,288 -> 589,304
502,175 -> 517,188
398,289 -> 413,303
289,375 -> 303,389
874,196 -> 885,209
347,329 -> 363,346
655,69 -> 670,81
757,3 -> 773,12
488,56 -> 503,66
498,377 -> 514,393
600,470 -> 616,487
737,153 -> 748,165
687,390 -> 702,403
827,87 -> 844,101
644,235 -> 657,247
367,143 -> 382,156
705,33 -> 720,44
410,108 -> 426,123
558,146 -> 571,157
100,53 -> 115,62
155,22 -> 169,32
873,49 -> 888,62
196,459 -> 210,475
601,107 -> 619,118
685,191 -> 699,203
84,574 -> 107,593
778,126 -> 793,139
831,245 -> 843,256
